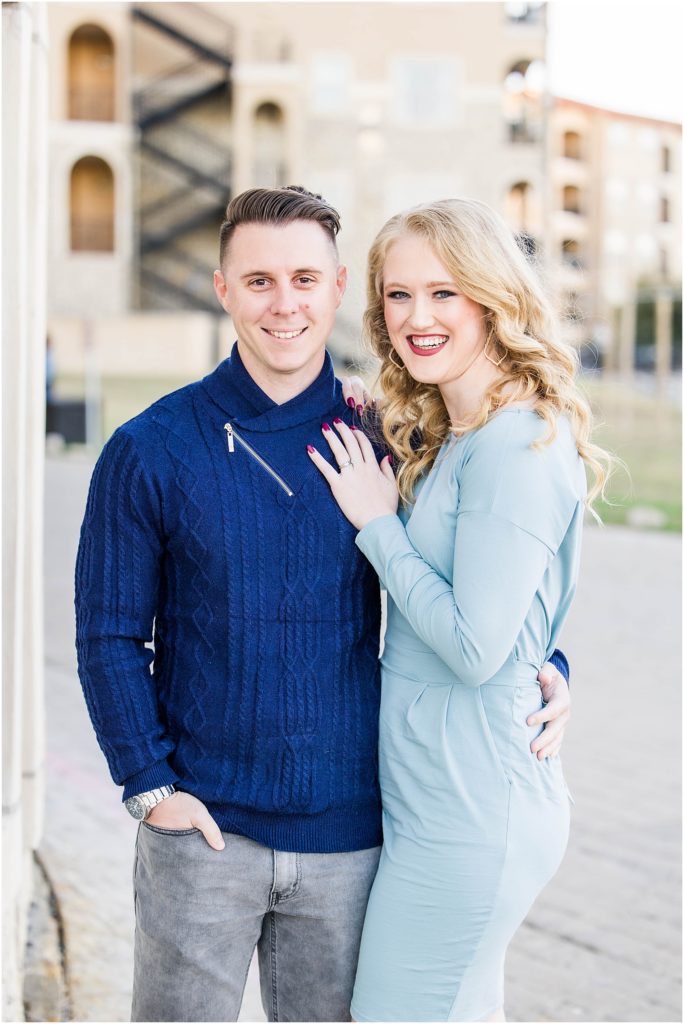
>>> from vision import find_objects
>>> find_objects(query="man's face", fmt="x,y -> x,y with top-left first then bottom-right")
214,220 -> 347,387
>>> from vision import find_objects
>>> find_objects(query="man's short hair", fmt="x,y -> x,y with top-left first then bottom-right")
219,185 -> 341,267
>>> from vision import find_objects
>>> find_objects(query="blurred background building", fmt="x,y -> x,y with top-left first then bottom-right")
549,97 -> 681,374
45,0 -> 680,396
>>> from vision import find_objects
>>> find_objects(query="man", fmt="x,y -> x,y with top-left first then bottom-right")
75,186 -> 571,1023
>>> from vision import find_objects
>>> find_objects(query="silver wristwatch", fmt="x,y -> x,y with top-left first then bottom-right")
125,784 -> 177,820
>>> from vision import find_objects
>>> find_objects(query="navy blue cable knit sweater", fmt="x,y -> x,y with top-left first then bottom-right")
76,346 -> 383,852
75,344 -> 569,853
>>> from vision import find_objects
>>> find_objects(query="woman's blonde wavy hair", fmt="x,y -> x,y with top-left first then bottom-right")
364,197 -> 611,509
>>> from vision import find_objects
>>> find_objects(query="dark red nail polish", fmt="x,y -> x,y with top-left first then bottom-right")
322,422 -> 331,431
356,404 -> 363,415
307,444 -> 315,453
347,397 -> 355,408
387,453 -> 393,465
350,425 -> 358,431
333,417 -> 343,425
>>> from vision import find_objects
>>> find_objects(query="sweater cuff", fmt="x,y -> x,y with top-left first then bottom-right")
548,648 -> 570,685
121,759 -> 181,801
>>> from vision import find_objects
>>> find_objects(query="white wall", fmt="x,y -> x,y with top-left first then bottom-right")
2,2 -> 48,1017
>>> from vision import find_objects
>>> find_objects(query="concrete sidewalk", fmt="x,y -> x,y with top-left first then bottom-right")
39,452 -> 681,1022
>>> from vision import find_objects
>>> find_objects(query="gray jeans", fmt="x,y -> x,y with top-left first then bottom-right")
131,822 -> 381,1022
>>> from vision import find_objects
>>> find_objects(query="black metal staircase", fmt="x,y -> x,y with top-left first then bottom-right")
132,4 -> 233,312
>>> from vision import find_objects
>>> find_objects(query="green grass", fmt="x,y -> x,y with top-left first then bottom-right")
581,377 -> 681,532
54,371 -> 682,533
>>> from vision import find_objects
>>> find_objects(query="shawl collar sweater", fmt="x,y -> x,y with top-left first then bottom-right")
76,345 -> 383,852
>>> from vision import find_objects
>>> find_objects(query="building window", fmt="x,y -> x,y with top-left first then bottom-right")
635,234 -> 657,273
604,230 -> 626,256
607,122 -> 629,147
562,185 -> 581,215
660,247 -> 669,278
252,102 -> 286,188
561,239 -> 583,270
563,131 -> 582,160
662,145 -> 671,173
70,156 -> 114,251
639,127 -> 658,151
504,2 -> 544,23
391,57 -> 460,128
563,291 -> 582,321
310,53 -> 351,115
252,29 -> 290,62
605,177 -> 629,203
68,24 -> 115,121
503,59 -> 545,144
660,196 -> 671,222
505,181 -> 532,233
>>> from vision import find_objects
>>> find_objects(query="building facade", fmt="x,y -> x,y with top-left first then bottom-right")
46,1 -> 549,365
548,97 -> 681,373
45,2 -> 683,382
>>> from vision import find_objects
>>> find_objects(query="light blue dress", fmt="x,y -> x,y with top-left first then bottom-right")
350,408 -> 586,1023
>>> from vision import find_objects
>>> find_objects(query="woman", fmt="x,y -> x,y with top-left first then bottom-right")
306,198 -> 609,1022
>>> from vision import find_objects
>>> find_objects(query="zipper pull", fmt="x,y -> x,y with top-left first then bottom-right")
224,423 -> 235,453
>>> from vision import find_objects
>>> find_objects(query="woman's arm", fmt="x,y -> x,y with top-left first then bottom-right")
309,413 -> 581,688
356,508 -> 553,686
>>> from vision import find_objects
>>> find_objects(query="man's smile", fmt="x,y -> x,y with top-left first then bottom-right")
262,328 -> 308,339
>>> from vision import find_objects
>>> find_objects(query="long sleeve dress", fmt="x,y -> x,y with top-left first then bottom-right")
349,407 -> 586,1023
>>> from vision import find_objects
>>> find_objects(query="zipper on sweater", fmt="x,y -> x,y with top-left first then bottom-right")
224,423 -> 294,497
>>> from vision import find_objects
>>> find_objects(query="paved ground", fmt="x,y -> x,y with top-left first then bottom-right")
40,452 -> 681,1022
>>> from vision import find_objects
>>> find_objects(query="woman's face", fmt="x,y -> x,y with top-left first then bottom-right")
381,234 -> 487,388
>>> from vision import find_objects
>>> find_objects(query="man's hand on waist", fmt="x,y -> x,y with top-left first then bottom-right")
528,662 -> 571,761
147,791 -> 226,851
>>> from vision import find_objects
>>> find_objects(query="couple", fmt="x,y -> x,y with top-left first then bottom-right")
75,185 -> 603,1022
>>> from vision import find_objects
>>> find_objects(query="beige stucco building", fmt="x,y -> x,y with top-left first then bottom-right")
44,2 -> 683,385
46,1 -> 550,368
548,97 -> 681,372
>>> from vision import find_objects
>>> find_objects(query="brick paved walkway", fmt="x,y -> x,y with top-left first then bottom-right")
41,454 -> 681,1022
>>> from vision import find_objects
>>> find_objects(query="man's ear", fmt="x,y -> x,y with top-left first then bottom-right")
213,269 -> 230,312
335,263 -> 348,306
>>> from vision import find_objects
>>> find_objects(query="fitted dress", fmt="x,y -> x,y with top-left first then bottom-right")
350,408 -> 586,1023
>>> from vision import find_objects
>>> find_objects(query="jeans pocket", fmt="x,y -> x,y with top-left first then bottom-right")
142,822 -> 200,836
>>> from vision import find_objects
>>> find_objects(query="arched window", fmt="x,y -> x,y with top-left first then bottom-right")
503,59 -> 545,144
563,131 -> 582,160
505,181 -> 532,232
68,24 -> 115,121
504,2 -> 544,23
561,239 -> 583,269
252,102 -> 286,188
562,185 -> 581,215
70,156 -> 114,251
662,145 -> 671,174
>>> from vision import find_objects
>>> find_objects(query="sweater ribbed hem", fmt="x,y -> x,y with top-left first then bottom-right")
121,759 -> 181,801
204,801 -> 383,853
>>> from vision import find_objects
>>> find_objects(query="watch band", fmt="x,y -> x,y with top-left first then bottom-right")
125,784 -> 177,820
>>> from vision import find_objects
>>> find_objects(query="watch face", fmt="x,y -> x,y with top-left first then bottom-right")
125,797 -> 146,820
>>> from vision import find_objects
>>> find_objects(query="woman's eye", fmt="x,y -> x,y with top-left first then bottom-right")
434,290 -> 457,299
386,290 -> 410,300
